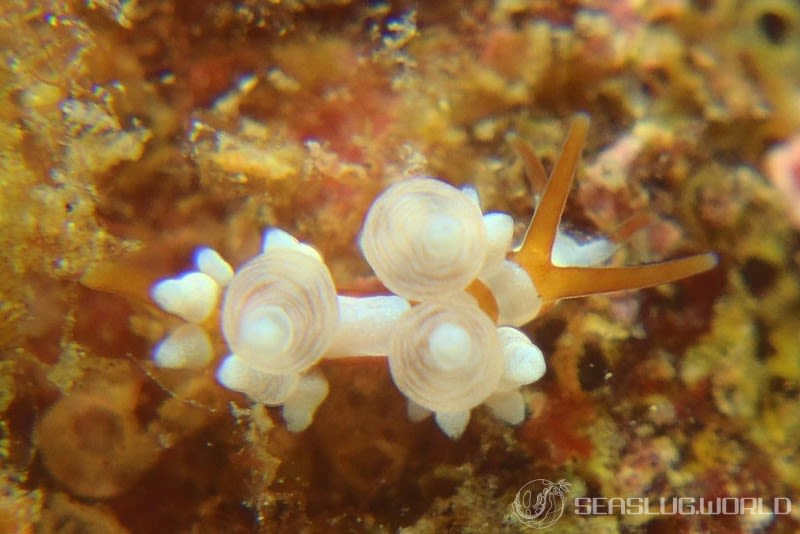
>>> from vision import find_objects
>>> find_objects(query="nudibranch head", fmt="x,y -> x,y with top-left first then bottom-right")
468,113 -> 719,324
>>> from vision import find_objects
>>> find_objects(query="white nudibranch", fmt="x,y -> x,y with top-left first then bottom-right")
148,114 -> 717,439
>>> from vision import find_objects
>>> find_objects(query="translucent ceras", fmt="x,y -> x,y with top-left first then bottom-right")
149,113 -> 717,439
360,177 -> 489,300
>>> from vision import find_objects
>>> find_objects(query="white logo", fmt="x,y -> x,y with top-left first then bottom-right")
513,479 -> 571,529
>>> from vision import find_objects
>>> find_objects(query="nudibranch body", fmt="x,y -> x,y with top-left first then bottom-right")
150,114 -> 717,438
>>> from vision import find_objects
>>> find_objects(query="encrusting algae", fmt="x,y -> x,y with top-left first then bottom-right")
1,0 -> 799,532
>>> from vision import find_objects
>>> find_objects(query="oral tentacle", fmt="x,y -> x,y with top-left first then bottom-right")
536,252 -> 718,302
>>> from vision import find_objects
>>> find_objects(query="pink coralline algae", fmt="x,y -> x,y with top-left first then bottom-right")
764,134 -> 800,228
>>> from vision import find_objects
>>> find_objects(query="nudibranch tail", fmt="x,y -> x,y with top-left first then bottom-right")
80,261 -> 155,304
515,113 -> 590,266
510,112 -> 718,309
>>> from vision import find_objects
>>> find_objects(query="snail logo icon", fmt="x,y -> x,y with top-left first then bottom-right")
513,478 -> 571,529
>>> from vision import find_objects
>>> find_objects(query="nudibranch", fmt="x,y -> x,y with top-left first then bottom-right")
149,113 -> 717,438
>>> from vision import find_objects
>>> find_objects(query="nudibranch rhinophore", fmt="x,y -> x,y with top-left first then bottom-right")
150,114 -> 718,438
